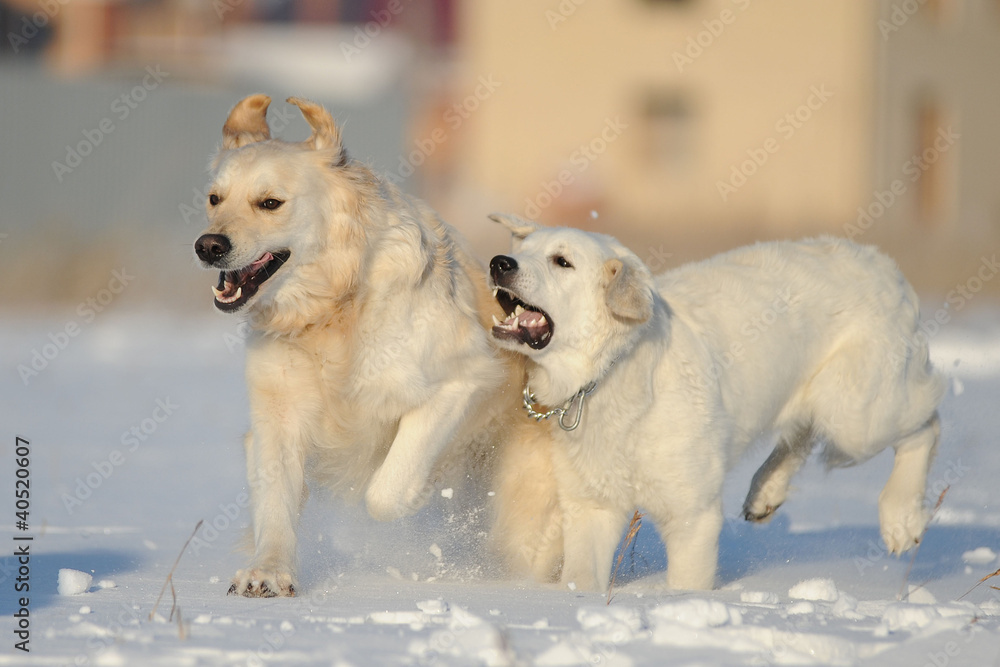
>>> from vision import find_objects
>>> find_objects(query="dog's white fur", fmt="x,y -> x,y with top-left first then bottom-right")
488,215 -> 945,591
195,96 -> 530,596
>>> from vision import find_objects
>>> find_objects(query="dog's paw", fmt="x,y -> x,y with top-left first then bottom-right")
879,495 -> 927,555
742,499 -> 782,523
364,472 -> 432,522
228,569 -> 296,598
743,475 -> 791,523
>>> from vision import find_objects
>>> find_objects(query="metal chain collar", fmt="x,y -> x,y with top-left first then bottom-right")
522,381 -> 597,432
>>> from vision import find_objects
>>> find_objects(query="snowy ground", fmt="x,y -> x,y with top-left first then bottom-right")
2,305 -> 1000,666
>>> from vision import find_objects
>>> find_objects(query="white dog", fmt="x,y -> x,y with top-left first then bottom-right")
193,95 -> 532,596
487,214 -> 945,591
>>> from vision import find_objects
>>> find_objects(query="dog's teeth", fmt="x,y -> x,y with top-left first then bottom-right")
538,315 -> 547,326
214,286 -> 242,304
492,288 -> 499,297
541,332 -> 551,340
212,285 -> 224,299
514,305 -> 525,316
492,315 -> 501,327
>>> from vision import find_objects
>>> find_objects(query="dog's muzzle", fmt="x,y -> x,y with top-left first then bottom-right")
194,234 -> 290,312
488,255 -> 554,350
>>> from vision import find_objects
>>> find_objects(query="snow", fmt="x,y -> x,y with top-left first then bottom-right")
3,306 -> 1000,665
961,546 -> 997,564
56,569 -> 93,596
788,577 -> 840,602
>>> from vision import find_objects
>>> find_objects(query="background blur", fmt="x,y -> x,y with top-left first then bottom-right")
1,0 -> 999,312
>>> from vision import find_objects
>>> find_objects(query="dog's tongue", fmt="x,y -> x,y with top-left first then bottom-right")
493,305 -> 552,349
516,310 -> 546,328
239,253 -> 274,281
497,304 -> 547,329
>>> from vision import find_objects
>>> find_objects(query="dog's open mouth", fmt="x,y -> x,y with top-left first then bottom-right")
491,287 -> 553,350
211,250 -> 290,312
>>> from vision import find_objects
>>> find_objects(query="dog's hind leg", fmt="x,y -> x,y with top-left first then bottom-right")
879,412 -> 940,554
743,424 -> 813,523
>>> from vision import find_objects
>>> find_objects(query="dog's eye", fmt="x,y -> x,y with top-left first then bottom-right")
552,255 -> 574,269
260,198 -> 284,211
208,194 -> 220,206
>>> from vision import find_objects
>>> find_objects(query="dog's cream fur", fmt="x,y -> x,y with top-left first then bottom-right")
195,95 -> 535,596
488,215 -> 945,591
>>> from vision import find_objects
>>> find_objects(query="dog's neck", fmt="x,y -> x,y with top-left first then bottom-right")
525,348 -> 621,409
525,298 -> 669,410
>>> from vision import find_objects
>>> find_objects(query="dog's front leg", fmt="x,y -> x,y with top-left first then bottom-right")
230,427 -> 307,597
558,497 -> 629,592
658,501 -> 724,590
365,380 -> 479,521
230,343 -> 313,598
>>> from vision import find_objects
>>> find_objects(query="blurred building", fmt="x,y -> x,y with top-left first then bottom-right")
1,0 -> 998,303
446,0 -> 1000,273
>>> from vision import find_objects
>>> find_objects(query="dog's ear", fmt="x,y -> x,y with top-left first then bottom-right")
603,257 -> 653,323
222,94 -> 272,150
488,212 -> 540,240
286,97 -> 345,157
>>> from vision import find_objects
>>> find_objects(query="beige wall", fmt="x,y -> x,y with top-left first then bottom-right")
453,0 -> 875,241
870,0 -> 1000,245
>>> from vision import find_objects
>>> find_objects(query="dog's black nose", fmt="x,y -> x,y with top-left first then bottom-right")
490,255 -> 518,283
195,234 -> 231,264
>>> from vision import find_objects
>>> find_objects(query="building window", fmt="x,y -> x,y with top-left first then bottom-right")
641,90 -> 696,171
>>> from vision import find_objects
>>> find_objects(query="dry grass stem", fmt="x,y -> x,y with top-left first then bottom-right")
958,566 -> 1000,601
607,511 -> 643,605
149,519 -> 204,638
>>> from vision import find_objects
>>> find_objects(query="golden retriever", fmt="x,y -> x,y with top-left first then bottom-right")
193,95 -> 547,596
